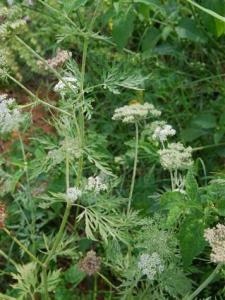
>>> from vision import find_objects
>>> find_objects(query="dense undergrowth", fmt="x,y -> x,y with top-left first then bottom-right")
1,0 -> 225,299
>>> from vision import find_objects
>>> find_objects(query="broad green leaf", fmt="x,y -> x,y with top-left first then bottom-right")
179,216 -> 206,267
185,170 -> 198,201
176,18 -> 207,43
181,128 -> 206,142
187,0 -> 225,24
200,0 -> 225,37
141,27 -> 161,52
191,113 -> 217,129
112,9 -> 135,49
64,265 -> 85,286
134,0 -> 162,11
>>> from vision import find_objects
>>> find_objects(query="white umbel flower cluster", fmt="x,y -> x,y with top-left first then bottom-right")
54,75 -> 78,95
138,252 -> 164,280
151,121 -> 176,143
204,224 -> 225,264
0,94 -> 24,134
112,102 -> 161,123
86,176 -> 107,193
158,143 -> 193,170
66,187 -> 82,203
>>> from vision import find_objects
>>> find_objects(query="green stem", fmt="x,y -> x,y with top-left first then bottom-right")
0,249 -> 17,268
45,203 -> 72,266
183,263 -> 223,300
18,133 -> 36,254
127,122 -> 139,214
14,36 -> 77,95
42,266 -> 49,300
42,146 -> 71,299
3,228 -> 44,267
97,272 -> 118,290
6,74 -> 71,116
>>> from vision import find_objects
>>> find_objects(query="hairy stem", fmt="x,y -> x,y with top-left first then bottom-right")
183,263 -> 223,300
127,122 -> 139,214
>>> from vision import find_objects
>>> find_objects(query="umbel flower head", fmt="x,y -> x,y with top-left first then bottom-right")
158,142 -> 193,170
150,121 -> 176,143
204,224 -> 225,264
38,49 -> 72,70
66,187 -> 82,203
54,75 -> 78,95
78,250 -> 101,276
112,102 -> 161,123
0,94 -> 24,134
138,252 -> 164,280
85,175 -> 107,193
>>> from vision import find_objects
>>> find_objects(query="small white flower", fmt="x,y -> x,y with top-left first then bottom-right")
66,187 -> 82,203
151,121 -> 176,143
138,252 -> 164,280
86,175 -> 107,193
54,75 -> 78,95
112,102 -> 161,124
158,143 -> 192,170
0,94 -> 24,134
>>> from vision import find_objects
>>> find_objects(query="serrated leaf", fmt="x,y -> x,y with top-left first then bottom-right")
185,170 -> 198,201
176,18 -> 207,43
179,216 -> 206,267
64,265 -> 85,286
112,9 -> 135,49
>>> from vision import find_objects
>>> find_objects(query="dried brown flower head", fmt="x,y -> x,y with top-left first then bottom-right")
204,224 -> 225,263
38,49 -> 72,70
0,203 -> 6,229
78,250 -> 101,276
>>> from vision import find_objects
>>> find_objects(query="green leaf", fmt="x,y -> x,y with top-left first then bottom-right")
63,0 -> 88,13
191,113 -> 217,129
64,265 -> 85,286
134,0 -> 162,11
185,170 -> 198,201
176,18 -> 207,43
112,9 -> 135,49
187,0 -> 225,25
179,216 -> 206,267
141,27 -> 161,52
160,192 -> 185,227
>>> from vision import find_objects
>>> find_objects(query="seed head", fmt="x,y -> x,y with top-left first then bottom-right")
78,250 -> 101,276
0,203 -> 6,229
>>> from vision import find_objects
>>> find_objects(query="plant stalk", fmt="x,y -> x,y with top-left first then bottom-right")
127,122 -> 139,214
183,263 -> 223,300
3,228 -> 44,267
